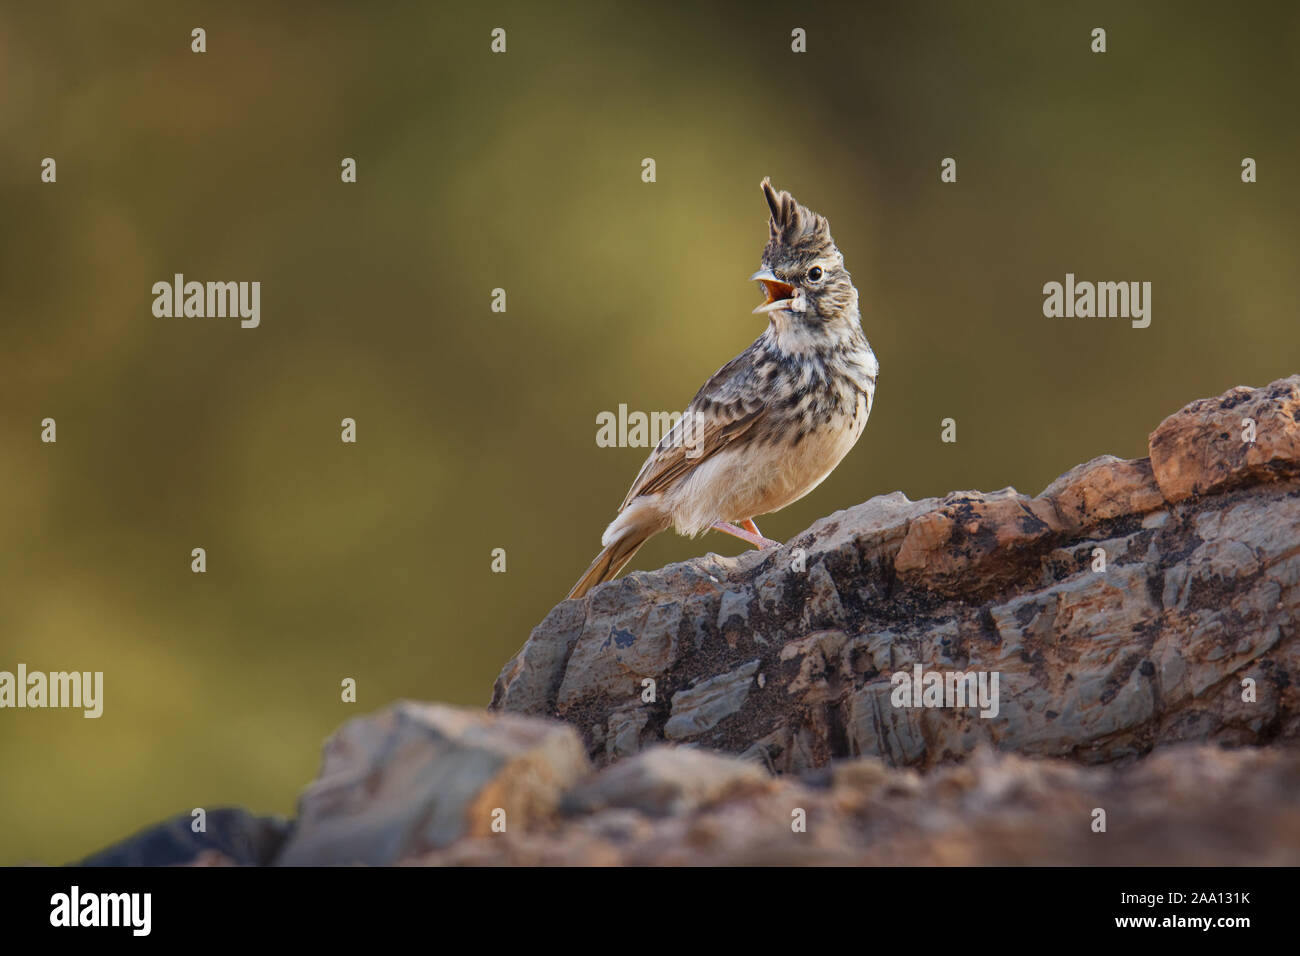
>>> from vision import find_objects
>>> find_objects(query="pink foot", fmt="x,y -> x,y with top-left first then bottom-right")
711,521 -> 782,550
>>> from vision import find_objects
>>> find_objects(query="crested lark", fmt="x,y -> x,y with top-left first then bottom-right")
569,178 -> 877,599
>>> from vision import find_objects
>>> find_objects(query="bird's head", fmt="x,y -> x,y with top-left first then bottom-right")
751,178 -> 857,327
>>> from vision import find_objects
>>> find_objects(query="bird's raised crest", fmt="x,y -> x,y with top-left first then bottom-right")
761,177 -> 784,226
760,176 -> 830,246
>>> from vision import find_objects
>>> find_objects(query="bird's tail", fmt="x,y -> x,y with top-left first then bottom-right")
568,521 -> 664,600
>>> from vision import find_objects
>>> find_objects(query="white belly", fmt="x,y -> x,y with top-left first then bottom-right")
666,391 -> 869,537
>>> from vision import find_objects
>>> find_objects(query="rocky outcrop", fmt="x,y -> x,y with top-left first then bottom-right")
75,376 -> 1300,867
492,376 -> 1300,773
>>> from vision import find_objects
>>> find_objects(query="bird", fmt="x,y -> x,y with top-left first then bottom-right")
568,177 -> 878,600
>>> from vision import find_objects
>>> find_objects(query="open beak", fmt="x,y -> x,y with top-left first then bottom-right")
751,268 -> 795,314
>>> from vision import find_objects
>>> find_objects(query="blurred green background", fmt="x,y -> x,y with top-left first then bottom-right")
1,0 -> 1297,864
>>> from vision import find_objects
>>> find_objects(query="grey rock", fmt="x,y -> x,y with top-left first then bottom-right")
274,701 -> 590,866
605,704 -> 649,760
664,659 -> 760,740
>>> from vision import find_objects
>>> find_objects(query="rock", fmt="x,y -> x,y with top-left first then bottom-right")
493,376 -> 1300,772
78,808 -> 289,867
605,704 -> 649,760
894,488 -> 1064,596
79,717 -> 1300,867
404,742 -> 1300,866
490,599 -> 589,717
1038,454 -> 1165,530
273,701 -> 590,866
664,659 -> 760,740
1149,375 -> 1300,502
561,745 -> 770,817
72,376 -> 1300,868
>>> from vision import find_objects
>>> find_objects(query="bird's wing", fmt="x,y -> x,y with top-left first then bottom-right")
618,344 -> 768,512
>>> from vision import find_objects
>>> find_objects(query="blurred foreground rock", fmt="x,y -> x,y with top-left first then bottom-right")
82,703 -> 1300,865
275,702 -> 589,865
493,375 -> 1300,773
404,737 -> 1300,865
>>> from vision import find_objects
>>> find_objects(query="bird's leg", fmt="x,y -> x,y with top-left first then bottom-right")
741,519 -> 783,548
747,521 -> 783,548
711,521 -> 782,550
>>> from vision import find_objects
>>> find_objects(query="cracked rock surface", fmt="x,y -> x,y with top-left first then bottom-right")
492,376 -> 1300,773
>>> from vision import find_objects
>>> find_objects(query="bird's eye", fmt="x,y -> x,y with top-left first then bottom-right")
808,266 -> 824,282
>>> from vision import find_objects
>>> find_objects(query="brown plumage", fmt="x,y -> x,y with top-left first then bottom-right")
569,178 -> 878,600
